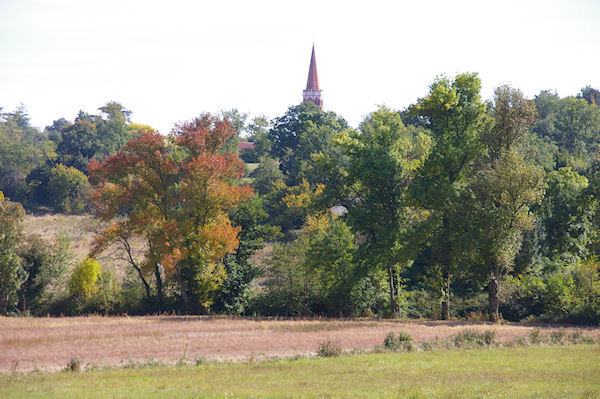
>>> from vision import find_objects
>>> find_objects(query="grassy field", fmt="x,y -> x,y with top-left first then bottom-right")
1,345 -> 598,398
2,316 -> 598,373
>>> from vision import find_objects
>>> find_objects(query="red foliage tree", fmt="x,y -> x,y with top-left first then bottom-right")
88,114 -> 253,312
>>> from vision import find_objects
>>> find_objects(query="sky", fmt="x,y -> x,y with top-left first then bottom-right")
1,0 -> 599,134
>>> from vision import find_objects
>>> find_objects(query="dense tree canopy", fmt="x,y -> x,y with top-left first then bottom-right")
2,80 -> 600,322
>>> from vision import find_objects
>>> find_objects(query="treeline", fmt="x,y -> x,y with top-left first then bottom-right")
1,75 -> 600,323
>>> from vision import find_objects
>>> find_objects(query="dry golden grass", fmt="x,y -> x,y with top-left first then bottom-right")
1,316 -> 598,373
23,213 -> 146,282
23,214 -> 96,261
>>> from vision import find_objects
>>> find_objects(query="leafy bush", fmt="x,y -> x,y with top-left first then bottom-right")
403,289 -> 439,319
453,329 -> 496,348
68,258 -> 102,299
510,336 -> 529,347
17,233 -> 72,314
528,328 -> 545,344
47,164 -> 90,213
65,356 -> 82,372
318,340 -> 342,357
383,331 -> 415,352
499,275 -> 547,321
550,329 -> 567,345
81,267 -> 121,314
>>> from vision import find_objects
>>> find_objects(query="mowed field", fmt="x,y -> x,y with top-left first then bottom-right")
1,345 -> 599,398
1,316 -> 599,373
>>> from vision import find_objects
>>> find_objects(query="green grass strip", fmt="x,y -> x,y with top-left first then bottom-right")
1,345 -> 599,398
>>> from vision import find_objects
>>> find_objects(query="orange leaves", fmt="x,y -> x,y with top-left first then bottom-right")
198,217 -> 241,263
172,114 -> 236,156
88,113 -> 253,294
184,153 -> 245,180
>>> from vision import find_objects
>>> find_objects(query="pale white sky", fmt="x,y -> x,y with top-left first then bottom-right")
1,0 -> 599,133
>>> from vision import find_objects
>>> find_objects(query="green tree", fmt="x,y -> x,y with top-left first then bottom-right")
18,233 -> 72,313
579,85 -> 600,106
55,103 -> 138,173
408,73 -> 487,319
337,107 -> 431,315
55,111 -> 101,172
268,101 -> 347,185
463,86 -> 543,321
212,198 -> 279,314
96,102 -> 133,158
302,213 -> 358,316
219,108 -> 247,154
542,168 -> 591,260
0,193 -> 26,314
0,107 -> 46,201
242,116 -> 271,162
251,156 -> 284,195
47,164 -> 90,213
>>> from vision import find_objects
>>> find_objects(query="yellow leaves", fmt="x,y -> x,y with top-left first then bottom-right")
198,217 -> 241,263
0,191 -> 3,201
303,212 -> 335,236
68,258 -> 102,299
281,179 -> 324,210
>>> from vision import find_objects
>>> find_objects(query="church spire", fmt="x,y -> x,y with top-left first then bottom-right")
303,45 -> 323,107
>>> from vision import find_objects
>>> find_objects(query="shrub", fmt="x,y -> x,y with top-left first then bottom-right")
318,340 -> 342,357
567,330 -> 595,344
47,164 -> 90,213
453,329 -> 496,348
510,336 -> 529,347
68,258 -> 102,299
383,331 -> 415,352
550,329 -> 568,345
65,356 -> 82,372
528,327 -> 545,344
82,267 -> 121,314
420,339 -> 439,351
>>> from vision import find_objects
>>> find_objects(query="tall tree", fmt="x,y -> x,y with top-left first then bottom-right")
464,85 -> 543,321
56,111 -> 101,172
88,114 -> 253,312
0,106 -> 46,201
336,107 -> 431,315
96,102 -> 133,158
219,108 -> 248,154
408,73 -> 487,319
268,101 -> 347,185
0,192 -> 26,314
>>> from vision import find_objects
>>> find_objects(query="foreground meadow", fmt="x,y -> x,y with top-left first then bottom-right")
1,345 -> 599,398
1,316 -> 599,373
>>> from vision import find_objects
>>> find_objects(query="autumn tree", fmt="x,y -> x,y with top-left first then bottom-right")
88,115 -> 253,313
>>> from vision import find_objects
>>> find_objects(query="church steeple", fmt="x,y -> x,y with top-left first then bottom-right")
303,45 -> 323,107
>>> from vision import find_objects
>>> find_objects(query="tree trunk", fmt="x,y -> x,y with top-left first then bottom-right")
441,270 -> 450,320
21,291 -> 27,313
488,264 -> 499,322
154,263 -> 164,312
174,268 -> 191,313
122,238 -> 151,299
387,263 -> 396,317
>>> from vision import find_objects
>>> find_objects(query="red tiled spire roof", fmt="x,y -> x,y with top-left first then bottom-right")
303,44 -> 323,107
306,45 -> 320,91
